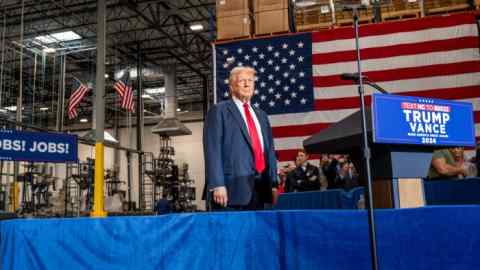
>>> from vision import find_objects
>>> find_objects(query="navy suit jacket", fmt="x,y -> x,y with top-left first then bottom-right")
203,99 -> 277,206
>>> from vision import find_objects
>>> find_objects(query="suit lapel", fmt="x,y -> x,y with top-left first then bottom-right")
226,100 -> 253,148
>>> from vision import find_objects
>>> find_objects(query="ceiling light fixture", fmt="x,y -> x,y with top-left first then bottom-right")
295,0 -> 317,7
145,87 -> 165,94
35,31 -> 82,44
43,47 -> 56,53
80,118 -> 88,123
189,23 -> 204,31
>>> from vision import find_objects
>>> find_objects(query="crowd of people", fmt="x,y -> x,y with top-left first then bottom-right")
276,149 -> 360,197
277,143 -> 480,198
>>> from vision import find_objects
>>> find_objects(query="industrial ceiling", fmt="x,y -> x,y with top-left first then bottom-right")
0,0 -> 215,130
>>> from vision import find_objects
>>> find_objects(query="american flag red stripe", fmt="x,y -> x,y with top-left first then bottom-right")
121,86 -> 135,112
273,13 -> 480,164
114,80 -> 127,97
68,109 -> 78,120
314,61 -> 480,87
312,37 -> 479,65
315,86 -> 480,110
67,83 -> 90,120
114,79 -> 135,112
311,13 -> 475,42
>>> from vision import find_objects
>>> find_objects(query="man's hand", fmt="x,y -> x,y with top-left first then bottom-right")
213,186 -> 228,207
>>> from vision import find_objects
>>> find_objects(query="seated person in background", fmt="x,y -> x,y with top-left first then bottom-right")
285,149 -> 327,192
453,147 -> 477,178
427,147 -> 468,180
331,161 -> 359,190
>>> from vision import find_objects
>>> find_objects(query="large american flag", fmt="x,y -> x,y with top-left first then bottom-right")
67,79 -> 90,120
214,13 -> 480,164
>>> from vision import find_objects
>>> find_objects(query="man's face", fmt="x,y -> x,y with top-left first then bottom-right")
450,147 -> 463,159
339,163 -> 349,173
230,71 -> 255,102
296,152 -> 308,165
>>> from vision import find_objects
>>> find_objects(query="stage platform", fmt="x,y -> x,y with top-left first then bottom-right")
1,206 -> 479,270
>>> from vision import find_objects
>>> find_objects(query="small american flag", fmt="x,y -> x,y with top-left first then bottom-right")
114,74 -> 135,112
67,79 -> 90,120
215,13 -> 480,164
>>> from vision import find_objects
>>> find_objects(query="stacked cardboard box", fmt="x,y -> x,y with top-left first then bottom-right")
423,0 -> 471,15
216,0 -> 252,40
295,2 -> 334,31
254,0 -> 290,35
335,6 -> 374,26
381,0 -> 421,21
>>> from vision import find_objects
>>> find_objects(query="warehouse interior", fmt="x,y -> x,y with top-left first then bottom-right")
2,0 -> 480,269
0,0 -> 477,217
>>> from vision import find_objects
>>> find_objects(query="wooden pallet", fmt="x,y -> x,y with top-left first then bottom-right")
296,22 -> 333,32
295,4 -> 334,31
254,30 -> 291,38
381,0 -> 421,21
335,7 -> 374,26
215,34 -> 253,43
382,9 -> 421,21
427,3 -> 471,14
424,0 -> 472,15
336,15 -> 374,26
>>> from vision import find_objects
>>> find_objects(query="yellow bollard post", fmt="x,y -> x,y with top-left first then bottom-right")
90,142 -> 107,217
9,182 -> 19,212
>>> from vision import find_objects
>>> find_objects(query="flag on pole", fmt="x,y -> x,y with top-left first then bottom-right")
113,72 -> 135,112
67,79 -> 90,120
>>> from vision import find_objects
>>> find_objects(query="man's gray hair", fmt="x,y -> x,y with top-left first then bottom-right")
228,66 -> 256,86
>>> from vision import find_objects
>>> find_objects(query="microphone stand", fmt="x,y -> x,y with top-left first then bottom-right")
364,81 -> 389,95
351,6 -> 379,270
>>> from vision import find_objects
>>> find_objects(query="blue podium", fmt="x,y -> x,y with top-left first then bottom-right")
304,94 -> 475,208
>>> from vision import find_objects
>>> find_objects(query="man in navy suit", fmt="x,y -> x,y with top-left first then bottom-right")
203,66 -> 277,210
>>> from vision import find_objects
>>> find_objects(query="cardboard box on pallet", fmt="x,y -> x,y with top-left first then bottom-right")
255,8 -> 289,35
423,0 -> 470,15
216,0 -> 252,17
217,14 -> 253,40
254,0 -> 289,12
295,4 -> 333,31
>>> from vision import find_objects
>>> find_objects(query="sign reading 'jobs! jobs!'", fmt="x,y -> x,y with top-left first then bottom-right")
372,94 -> 475,147
0,130 -> 78,162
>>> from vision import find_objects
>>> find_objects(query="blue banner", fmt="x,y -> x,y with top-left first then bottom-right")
372,94 -> 475,147
0,130 -> 78,162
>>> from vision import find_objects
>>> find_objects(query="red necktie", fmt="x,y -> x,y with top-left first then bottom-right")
243,103 -> 265,173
